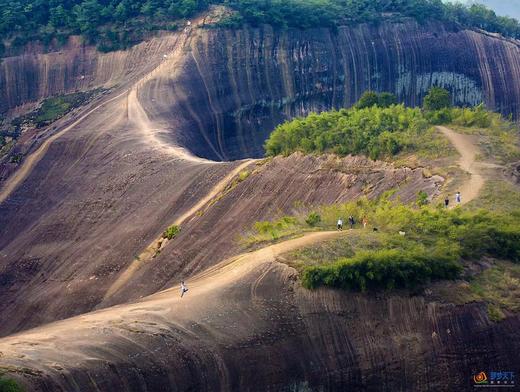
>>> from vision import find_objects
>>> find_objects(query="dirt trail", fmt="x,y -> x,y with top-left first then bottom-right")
102,159 -> 255,300
0,16 -> 208,206
437,126 -> 486,205
0,231 -> 342,352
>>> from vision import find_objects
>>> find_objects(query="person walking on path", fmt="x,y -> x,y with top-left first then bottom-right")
455,191 -> 462,205
348,215 -> 355,230
444,197 -> 450,208
337,218 -> 343,231
180,281 -> 189,298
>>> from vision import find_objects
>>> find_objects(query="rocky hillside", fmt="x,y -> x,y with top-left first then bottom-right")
0,16 -> 519,392
2,20 -> 520,161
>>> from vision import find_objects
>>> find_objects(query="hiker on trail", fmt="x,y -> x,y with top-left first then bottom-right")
444,197 -> 449,208
362,217 -> 368,228
455,191 -> 462,204
180,281 -> 189,298
348,215 -> 355,229
337,218 -> 343,231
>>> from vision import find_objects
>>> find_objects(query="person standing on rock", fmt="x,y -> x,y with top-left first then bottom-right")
337,218 -> 343,231
444,196 -> 450,208
348,215 -> 355,229
455,191 -> 461,205
180,281 -> 189,298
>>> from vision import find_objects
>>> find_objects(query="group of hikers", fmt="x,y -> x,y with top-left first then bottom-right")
337,215 -> 369,231
337,191 -> 463,231
445,191 -> 462,208
181,191 -> 464,297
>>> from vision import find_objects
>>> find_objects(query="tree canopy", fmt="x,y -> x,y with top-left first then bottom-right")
1,0 -> 519,55
423,87 -> 452,111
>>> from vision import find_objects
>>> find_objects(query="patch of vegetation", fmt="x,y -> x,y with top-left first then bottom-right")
302,246 -> 462,291
470,263 -> 520,312
238,169 -> 250,182
416,190 -> 429,206
162,224 -> 180,240
31,90 -> 101,127
2,0 -> 520,56
0,89 -> 103,160
447,106 -> 520,163
423,86 -> 451,112
0,376 -> 24,392
469,180 -> 520,214
264,87 -> 519,163
265,104 -> 431,160
242,216 -> 303,246
355,91 -> 397,109
305,212 -> 321,227
247,195 -> 520,291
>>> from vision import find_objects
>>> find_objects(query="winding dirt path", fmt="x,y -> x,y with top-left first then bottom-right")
437,126 -> 486,206
0,231 -> 343,359
102,159 -> 255,300
0,16 -> 209,206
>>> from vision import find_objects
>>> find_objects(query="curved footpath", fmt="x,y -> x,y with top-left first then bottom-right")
437,125 -> 489,206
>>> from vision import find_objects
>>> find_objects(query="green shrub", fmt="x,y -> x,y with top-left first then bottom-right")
0,376 -> 24,392
238,170 -> 250,182
302,246 -> 462,291
355,91 -> 397,109
423,87 -> 452,111
416,191 -> 429,206
264,104 -> 428,159
425,107 -> 453,125
162,224 -> 180,240
450,104 -> 493,128
305,212 -> 321,227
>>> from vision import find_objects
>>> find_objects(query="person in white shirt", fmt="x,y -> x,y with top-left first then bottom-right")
455,191 -> 461,204
180,281 -> 189,298
337,218 -> 343,231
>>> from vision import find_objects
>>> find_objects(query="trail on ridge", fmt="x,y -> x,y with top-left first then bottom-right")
0,231 -> 344,363
102,158 -> 254,301
437,126 -> 487,205
0,15 -> 210,206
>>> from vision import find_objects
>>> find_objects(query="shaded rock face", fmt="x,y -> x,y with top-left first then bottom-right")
146,21 -> 520,160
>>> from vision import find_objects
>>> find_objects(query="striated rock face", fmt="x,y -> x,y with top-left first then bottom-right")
141,21 -> 520,160
2,21 -> 520,160
0,35 -> 180,115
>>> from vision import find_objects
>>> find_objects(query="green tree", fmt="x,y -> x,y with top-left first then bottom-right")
378,92 -> 397,108
423,87 -> 452,111
355,91 -> 379,109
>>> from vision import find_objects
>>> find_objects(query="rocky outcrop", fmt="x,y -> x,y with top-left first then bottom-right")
0,34 -> 179,115
0,151 -> 441,336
